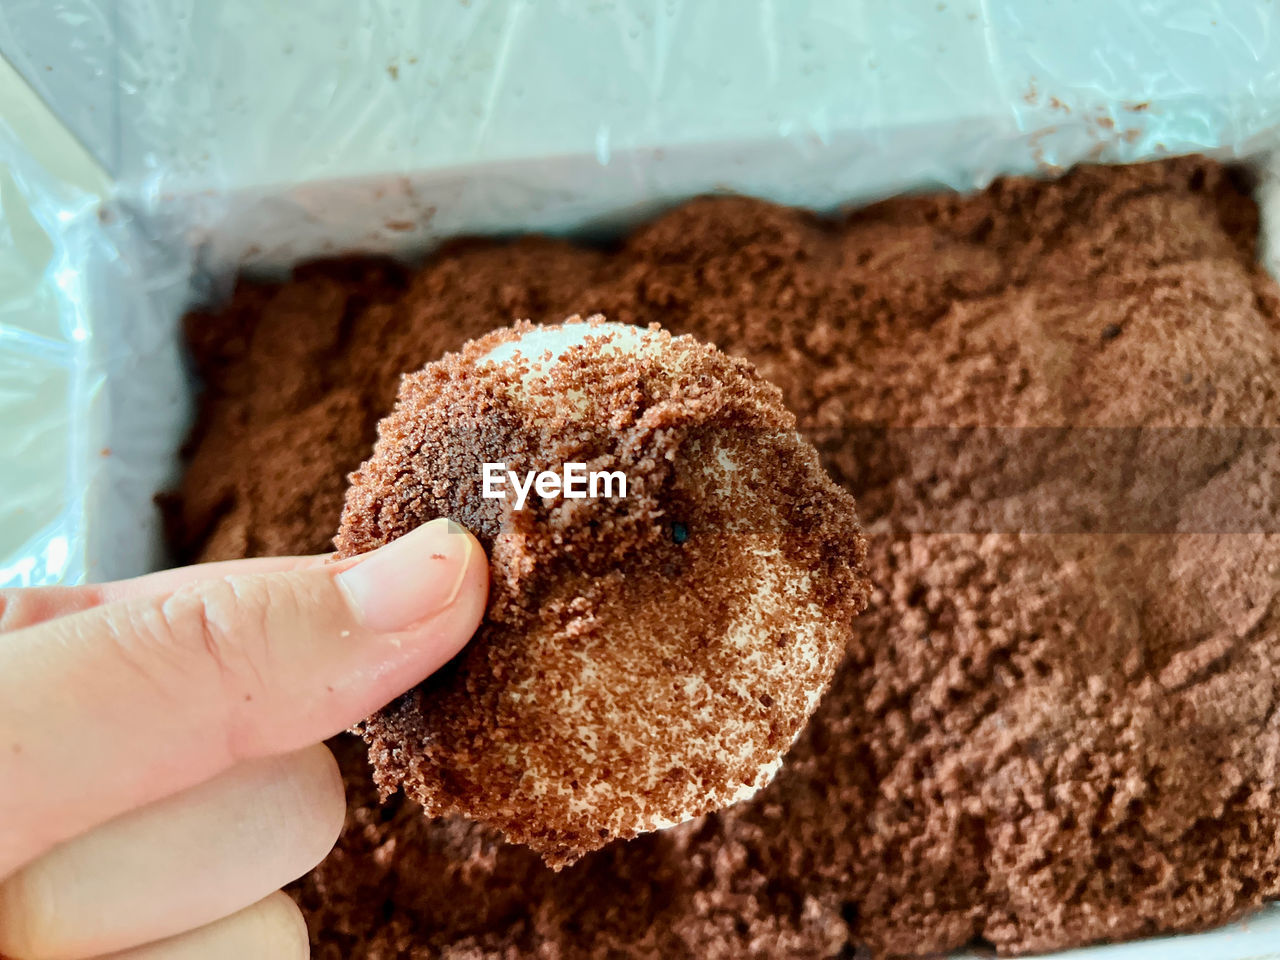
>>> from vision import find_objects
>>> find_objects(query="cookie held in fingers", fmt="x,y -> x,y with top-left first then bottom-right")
336,316 -> 870,867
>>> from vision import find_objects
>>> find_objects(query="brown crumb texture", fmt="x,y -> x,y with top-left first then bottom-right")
335,318 -> 870,866
173,156 -> 1280,958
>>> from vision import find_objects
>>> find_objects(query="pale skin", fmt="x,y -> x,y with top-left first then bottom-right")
0,518 -> 489,960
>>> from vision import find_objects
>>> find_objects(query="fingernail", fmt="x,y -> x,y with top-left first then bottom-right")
336,518 -> 475,632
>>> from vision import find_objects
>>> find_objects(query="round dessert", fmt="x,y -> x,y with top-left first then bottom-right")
336,316 -> 870,866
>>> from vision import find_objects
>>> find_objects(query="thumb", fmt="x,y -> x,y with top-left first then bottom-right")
0,517 -> 488,879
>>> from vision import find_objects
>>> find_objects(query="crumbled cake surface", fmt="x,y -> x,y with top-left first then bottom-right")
170,157 -> 1280,957
334,318 -> 869,865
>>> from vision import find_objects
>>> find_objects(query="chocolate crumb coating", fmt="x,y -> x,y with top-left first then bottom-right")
335,318 -> 870,866
173,157 -> 1280,957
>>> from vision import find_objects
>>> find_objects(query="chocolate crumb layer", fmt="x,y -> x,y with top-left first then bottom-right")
172,157 -> 1280,957
335,318 -> 870,866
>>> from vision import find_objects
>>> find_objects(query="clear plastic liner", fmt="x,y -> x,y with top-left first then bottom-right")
0,66 -> 192,586
1,1 -> 1280,955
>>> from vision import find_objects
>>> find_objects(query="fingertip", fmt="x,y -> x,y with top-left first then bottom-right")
336,517 -> 489,635
220,892 -> 310,960
89,891 -> 309,960
452,524 -> 491,628
376,521 -> 490,678
295,744 -> 347,872
258,891 -> 311,960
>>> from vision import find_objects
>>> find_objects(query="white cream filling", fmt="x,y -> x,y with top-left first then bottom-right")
482,321 -> 671,404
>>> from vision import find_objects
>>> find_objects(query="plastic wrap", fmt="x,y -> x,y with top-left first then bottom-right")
0,57 -> 193,586
2,2 -> 1280,956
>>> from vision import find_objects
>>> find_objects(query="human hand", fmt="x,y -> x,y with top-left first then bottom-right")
0,518 -> 488,960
